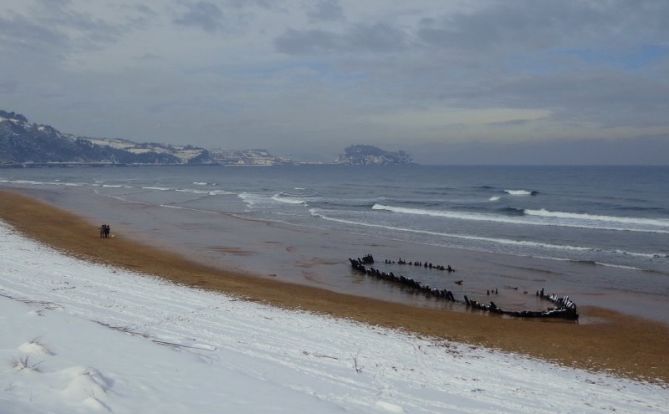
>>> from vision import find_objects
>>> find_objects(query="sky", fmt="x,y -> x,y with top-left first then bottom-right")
1,0 -> 668,164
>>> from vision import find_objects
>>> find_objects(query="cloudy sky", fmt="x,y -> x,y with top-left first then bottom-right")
1,0 -> 668,164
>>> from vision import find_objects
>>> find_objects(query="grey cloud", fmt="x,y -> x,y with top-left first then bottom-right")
134,4 -> 156,16
417,0 -> 669,52
0,1 -> 144,59
0,13 -> 68,51
0,80 -> 19,94
270,1 -> 669,134
3,0 -> 669,164
135,52 -> 162,61
307,0 -> 344,22
172,0 -> 277,33
174,1 -> 224,32
275,23 -> 407,54
479,72 -> 669,128
32,0 -> 127,47
223,0 -> 274,8
275,29 -> 338,54
411,136 -> 669,165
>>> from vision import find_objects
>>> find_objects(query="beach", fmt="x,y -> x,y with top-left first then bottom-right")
1,189 -> 668,384
1,166 -> 667,326
4,1 -> 669,411
3,216 -> 667,413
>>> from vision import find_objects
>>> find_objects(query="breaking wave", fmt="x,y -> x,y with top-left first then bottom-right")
310,209 -> 666,259
504,189 -> 538,196
0,179 -> 87,187
238,192 -> 261,207
208,189 -> 235,196
271,193 -> 307,205
101,184 -> 133,189
238,192 -> 307,208
142,186 -> 171,191
311,208 -> 587,251
137,185 -> 235,196
371,204 -> 669,234
175,188 -> 210,195
524,209 -> 669,228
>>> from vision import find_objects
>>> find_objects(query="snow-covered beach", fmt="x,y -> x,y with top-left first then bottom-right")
1,221 -> 667,413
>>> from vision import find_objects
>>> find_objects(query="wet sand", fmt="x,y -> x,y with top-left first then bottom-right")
1,189 -> 669,384
10,184 -> 669,326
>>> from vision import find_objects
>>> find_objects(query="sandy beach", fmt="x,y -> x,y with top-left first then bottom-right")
1,189 -> 668,384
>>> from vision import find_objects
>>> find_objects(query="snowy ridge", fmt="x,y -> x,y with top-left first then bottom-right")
0,222 -> 666,413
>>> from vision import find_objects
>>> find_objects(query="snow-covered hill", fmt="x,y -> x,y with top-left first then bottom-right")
209,148 -> 294,166
0,221 -> 666,413
85,137 -> 212,165
0,110 -> 211,166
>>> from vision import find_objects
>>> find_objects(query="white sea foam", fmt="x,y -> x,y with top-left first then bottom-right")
593,262 -> 643,271
371,204 -> 669,234
489,196 -> 501,202
238,192 -> 307,208
238,192 -> 261,207
192,182 -> 208,186
525,209 -> 669,228
271,193 -> 307,205
0,179 -> 86,187
312,209 -> 590,252
504,189 -> 536,196
373,203 -> 514,222
1,179 -> 45,185
175,188 -> 210,195
208,190 -> 235,196
109,184 -> 230,196
311,209 -> 666,259
142,186 -> 172,191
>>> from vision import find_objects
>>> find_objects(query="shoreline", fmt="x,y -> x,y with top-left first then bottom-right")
3,173 -> 668,325
1,189 -> 668,384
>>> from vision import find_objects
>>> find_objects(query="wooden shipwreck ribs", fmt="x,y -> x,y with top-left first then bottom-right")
349,256 -> 579,321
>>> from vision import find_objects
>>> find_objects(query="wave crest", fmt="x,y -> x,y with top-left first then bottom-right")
271,193 -> 307,205
504,189 -> 538,196
371,204 -> 669,233
525,209 -> 669,228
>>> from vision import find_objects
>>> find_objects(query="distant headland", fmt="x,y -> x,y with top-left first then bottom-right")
0,110 -> 412,167
335,145 -> 412,166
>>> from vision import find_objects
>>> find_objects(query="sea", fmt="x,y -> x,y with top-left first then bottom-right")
2,165 -> 668,321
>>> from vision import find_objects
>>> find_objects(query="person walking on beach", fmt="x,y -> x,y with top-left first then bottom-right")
99,224 -> 111,239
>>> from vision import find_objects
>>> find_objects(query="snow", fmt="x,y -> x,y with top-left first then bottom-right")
0,221 -> 667,413
86,138 -> 134,150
